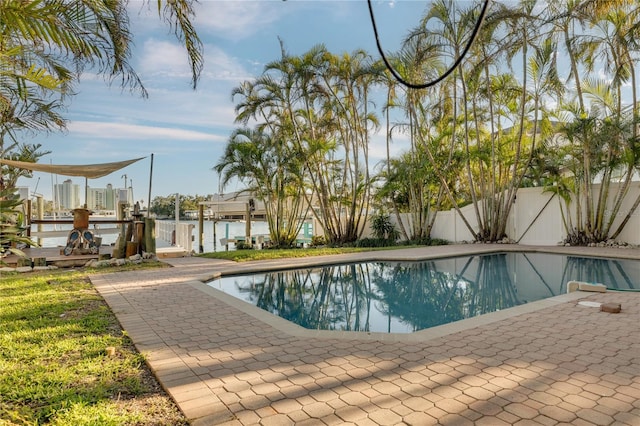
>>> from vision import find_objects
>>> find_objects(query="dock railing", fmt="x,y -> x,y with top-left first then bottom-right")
29,218 -> 128,247
156,221 -> 195,253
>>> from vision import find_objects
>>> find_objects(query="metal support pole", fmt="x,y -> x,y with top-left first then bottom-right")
245,202 -> 251,247
36,196 -> 44,246
213,220 -> 217,252
147,153 -> 154,218
198,204 -> 204,253
84,177 -> 88,209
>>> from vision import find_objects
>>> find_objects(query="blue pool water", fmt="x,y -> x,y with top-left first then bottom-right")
207,252 -> 639,334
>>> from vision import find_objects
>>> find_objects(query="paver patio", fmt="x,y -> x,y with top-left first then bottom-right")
90,245 -> 640,425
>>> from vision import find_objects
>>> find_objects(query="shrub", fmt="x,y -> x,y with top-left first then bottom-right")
401,237 -> 449,246
236,241 -> 253,250
1,188 -> 32,261
371,213 -> 399,241
354,238 -> 396,248
310,235 -> 326,247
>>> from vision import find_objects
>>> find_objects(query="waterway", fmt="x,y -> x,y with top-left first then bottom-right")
186,220 -> 270,252
30,220 -> 270,252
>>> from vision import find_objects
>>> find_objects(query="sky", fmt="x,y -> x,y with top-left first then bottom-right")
16,0 -> 428,207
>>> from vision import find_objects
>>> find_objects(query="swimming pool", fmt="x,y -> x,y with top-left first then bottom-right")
207,252 -> 639,334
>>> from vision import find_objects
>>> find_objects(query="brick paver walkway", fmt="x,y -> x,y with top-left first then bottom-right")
91,246 -> 640,425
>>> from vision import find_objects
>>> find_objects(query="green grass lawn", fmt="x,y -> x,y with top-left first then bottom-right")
197,245 -> 417,262
0,243 -> 429,424
0,265 -> 186,426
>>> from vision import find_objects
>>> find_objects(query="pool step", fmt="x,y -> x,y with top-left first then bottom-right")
567,281 -> 607,293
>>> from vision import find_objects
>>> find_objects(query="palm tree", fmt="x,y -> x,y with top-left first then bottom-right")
541,1 -> 640,244
0,0 -> 204,169
403,0 -> 486,240
544,0 -> 592,113
377,33 -> 454,241
239,43 -> 380,245
214,127 -> 307,248
315,48 -> 379,243
375,56 -> 410,240
0,0 -> 203,135
0,0 -> 203,253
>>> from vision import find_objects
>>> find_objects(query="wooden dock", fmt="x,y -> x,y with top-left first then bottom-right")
156,246 -> 190,259
2,247 -> 101,268
2,245 -> 193,269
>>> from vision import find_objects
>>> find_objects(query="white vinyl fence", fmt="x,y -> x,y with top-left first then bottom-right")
387,184 -> 640,246
155,183 -> 640,249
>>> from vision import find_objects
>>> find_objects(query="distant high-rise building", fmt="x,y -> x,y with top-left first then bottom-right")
87,188 -> 106,210
54,179 -> 80,209
87,184 -> 118,210
105,184 -> 115,210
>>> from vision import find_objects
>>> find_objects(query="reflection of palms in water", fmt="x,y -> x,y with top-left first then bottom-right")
236,257 -> 524,333
230,253 -> 635,333
373,261 -> 467,332
236,265 -> 377,331
374,255 -> 528,331
561,256 -> 636,290
297,264 -> 375,332
464,254 -> 520,317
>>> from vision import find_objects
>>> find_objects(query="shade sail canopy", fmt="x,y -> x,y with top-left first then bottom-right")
0,157 -> 145,179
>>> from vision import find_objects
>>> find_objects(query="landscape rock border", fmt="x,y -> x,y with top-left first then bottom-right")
1,252 -> 158,273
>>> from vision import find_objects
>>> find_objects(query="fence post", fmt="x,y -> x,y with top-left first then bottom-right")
144,218 -> 156,254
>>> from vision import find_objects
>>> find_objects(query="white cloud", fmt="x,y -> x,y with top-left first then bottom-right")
66,72 -> 239,132
202,45 -> 255,81
67,121 -> 224,142
194,1 -> 284,40
139,39 -> 193,79
137,85 -> 239,129
138,38 -> 253,83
